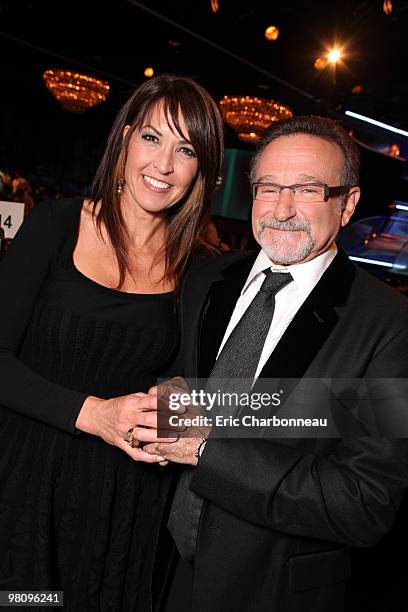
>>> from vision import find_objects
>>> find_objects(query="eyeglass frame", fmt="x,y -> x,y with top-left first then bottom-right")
251,181 -> 353,203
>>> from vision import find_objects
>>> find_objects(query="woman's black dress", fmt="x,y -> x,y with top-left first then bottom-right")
0,199 -> 179,611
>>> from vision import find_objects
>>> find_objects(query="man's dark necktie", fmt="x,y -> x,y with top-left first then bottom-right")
168,269 -> 293,562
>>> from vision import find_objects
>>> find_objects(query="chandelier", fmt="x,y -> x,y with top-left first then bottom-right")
43,69 -> 110,113
220,95 -> 293,143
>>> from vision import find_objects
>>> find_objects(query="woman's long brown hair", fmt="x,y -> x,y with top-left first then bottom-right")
90,74 -> 224,290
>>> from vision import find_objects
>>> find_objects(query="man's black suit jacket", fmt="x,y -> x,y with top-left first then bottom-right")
176,248 -> 408,612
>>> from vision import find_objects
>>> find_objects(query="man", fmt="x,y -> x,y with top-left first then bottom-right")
145,116 -> 408,611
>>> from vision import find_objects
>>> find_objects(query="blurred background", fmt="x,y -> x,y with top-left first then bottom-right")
1,0 -> 408,287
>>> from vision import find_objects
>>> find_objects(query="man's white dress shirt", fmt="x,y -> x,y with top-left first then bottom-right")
216,245 -> 337,380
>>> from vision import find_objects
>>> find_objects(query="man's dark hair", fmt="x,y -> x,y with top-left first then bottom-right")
250,115 -> 360,187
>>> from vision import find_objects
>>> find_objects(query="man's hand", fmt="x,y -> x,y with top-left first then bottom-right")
146,377 -> 211,465
143,376 -> 211,465
143,437 -> 204,466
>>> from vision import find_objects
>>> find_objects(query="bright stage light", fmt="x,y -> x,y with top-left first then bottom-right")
328,49 -> 341,63
345,111 -> 408,137
349,257 -> 393,268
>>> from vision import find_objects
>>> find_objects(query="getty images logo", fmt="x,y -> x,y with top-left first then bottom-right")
168,389 -> 283,411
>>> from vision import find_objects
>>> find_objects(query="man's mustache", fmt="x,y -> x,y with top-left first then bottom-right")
259,218 -> 312,233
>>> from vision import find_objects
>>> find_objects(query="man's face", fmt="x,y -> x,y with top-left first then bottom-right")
251,134 -> 360,265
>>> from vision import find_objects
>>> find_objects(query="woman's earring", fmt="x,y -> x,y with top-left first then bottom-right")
117,178 -> 126,195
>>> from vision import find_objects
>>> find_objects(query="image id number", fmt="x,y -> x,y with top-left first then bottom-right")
0,591 -> 63,607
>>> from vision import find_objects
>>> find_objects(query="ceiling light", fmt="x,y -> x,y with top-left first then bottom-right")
351,84 -> 363,94
327,49 -> 341,63
314,57 -> 328,70
383,0 -> 393,15
43,69 -> 110,113
220,95 -> 292,143
388,144 -> 400,157
265,26 -> 279,41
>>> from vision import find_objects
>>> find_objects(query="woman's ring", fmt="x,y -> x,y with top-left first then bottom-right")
124,428 -> 134,445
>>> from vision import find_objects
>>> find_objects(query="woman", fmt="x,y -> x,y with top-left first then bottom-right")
0,75 -> 224,611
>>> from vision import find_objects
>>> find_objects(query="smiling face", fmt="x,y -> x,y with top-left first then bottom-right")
121,103 -> 199,216
251,134 -> 360,265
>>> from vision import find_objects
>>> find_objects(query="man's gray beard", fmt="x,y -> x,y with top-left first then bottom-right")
258,218 -> 315,265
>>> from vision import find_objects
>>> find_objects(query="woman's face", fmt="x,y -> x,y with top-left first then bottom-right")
122,103 -> 199,215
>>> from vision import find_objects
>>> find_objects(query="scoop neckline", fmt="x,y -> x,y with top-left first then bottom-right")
70,262 -> 175,298
67,197 -> 175,298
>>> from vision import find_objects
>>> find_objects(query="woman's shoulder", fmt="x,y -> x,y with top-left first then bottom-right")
18,197 -> 84,255
23,197 -> 84,238
32,197 -> 84,222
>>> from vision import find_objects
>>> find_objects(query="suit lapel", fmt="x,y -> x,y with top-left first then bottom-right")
180,252 -> 257,378
198,253 -> 257,377
255,249 -> 356,382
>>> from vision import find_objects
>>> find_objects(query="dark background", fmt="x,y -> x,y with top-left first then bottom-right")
1,0 -> 408,217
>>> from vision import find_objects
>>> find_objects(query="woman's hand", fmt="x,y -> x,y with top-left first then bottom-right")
145,377 -> 210,466
75,393 -> 172,463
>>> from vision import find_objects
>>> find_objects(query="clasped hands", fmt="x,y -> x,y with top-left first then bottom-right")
76,377 -> 210,465
144,377 -> 211,466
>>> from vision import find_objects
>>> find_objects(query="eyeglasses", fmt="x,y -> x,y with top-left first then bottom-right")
251,182 -> 352,203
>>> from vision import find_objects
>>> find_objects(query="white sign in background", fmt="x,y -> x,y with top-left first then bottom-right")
0,200 -> 25,238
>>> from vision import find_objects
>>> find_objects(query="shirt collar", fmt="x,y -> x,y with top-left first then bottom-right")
241,243 -> 338,296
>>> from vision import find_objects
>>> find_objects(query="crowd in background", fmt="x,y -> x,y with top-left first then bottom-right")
0,168 -> 70,211
0,167 -> 250,255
